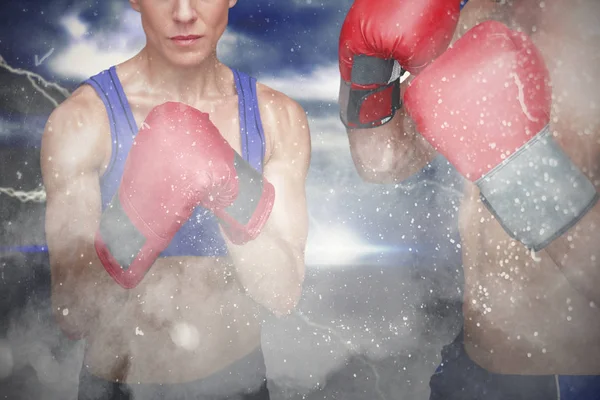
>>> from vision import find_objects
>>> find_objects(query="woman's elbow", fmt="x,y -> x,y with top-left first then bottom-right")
52,303 -> 87,340
268,279 -> 303,317
269,292 -> 301,317
50,290 -> 89,340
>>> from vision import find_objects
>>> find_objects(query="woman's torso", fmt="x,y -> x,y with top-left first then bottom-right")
83,61 -> 268,384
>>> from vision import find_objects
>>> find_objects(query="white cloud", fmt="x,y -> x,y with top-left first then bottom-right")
217,28 -> 283,74
259,63 -> 340,102
49,10 -> 145,80
308,114 -> 348,150
49,42 -> 140,80
60,14 -> 88,39
216,29 -> 244,60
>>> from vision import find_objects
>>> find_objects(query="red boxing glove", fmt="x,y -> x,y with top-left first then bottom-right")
338,0 -> 461,128
95,102 -> 274,288
405,21 -> 598,250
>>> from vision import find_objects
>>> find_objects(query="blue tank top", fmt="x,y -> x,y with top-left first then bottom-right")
82,66 -> 266,257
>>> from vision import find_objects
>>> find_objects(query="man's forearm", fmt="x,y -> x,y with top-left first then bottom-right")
544,200 -> 600,305
224,221 -> 304,317
347,109 -> 436,183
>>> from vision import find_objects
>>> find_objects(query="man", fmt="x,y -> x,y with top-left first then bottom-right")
338,0 -> 600,398
40,0 -> 310,399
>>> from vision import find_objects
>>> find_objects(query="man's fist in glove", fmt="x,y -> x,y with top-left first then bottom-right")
338,0 -> 461,129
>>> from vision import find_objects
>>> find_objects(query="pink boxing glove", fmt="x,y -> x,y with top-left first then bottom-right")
404,21 -> 598,250
338,0 -> 461,129
96,102 -> 274,288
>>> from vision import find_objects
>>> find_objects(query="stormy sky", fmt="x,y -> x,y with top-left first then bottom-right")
0,0 -> 464,267
0,1 -> 467,399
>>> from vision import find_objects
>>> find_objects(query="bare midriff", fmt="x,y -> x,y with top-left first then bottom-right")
84,256 -> 263,383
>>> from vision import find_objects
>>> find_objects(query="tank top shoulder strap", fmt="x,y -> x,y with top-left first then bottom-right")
231,68 -> 266,173
80,66 -> 138,180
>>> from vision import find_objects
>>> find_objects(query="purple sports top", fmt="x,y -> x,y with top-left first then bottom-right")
82,66 -> 266,257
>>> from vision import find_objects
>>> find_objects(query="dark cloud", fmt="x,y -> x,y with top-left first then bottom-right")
0,1 -> 99,72
228,0 -> 352,74
0,1 -> 469,399
0,0 -> 352,83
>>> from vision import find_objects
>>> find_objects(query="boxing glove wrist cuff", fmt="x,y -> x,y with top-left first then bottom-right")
216,152 -> 275,245
476,125 -> 599,251
95,192 -> 169,288
339,56 -> 403,129
339,78 -> 402,129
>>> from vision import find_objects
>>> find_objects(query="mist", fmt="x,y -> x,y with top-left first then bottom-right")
1,0 -> 599,399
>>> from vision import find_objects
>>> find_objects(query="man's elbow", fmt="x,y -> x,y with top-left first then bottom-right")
353,160 -> 393,184
349,147 -> 397,184
349,140 -> 432,184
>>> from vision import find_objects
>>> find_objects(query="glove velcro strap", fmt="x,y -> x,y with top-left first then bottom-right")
476,125 -> 599,251
340,55 -> 403,129
351,55 -> 397,85
217,152 -> 275,244
95,192 -> 166,288
339,78 -> 401,129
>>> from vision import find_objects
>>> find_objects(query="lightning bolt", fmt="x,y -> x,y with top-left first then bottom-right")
0,53 -> 70,107
295,311 -> 389,400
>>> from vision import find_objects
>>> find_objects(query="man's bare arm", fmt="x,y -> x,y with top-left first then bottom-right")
346,100 -> 436,183
223,89 -> 310,316
344,0 -> 508,185
41,87 -> 128,338
450,0 -> 600,303
534,0 -> 600,304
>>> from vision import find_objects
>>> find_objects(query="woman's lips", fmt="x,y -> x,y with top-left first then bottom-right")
170,35 -> 202,46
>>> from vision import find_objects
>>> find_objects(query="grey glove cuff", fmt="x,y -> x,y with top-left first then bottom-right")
476,125 -> 598,251
339,78 -> 401,129
339,56 -> 403,129
97,192 -> 146,270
